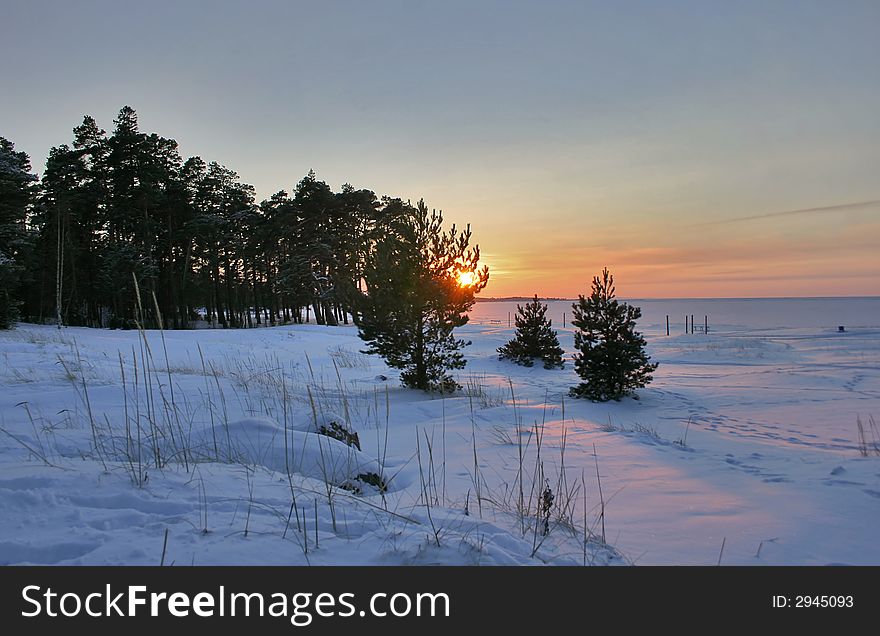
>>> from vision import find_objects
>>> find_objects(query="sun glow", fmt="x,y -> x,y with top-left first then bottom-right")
457,270 -> 476,287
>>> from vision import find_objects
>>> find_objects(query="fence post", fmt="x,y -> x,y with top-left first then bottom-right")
705,315 -> 708,334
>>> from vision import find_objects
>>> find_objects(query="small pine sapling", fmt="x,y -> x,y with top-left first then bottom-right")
570,268 -> 657,401
497,295 -> 564,369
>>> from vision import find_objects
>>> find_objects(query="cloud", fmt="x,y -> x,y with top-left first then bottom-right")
696,199 -> 880,226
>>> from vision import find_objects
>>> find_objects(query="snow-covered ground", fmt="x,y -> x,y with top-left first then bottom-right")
2,300 -> 879,565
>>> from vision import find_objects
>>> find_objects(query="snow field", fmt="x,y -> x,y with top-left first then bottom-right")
1,310 -> 878,565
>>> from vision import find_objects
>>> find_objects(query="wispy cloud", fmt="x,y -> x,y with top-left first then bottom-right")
696,199 -> 880,226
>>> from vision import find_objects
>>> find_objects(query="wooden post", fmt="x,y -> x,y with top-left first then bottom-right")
563,312 -> 566,328
685,315 -> 688,334
508,312 -> 511,328
666,315 -> 669,336
705,315 -> 708,334
691,314 -> 694,335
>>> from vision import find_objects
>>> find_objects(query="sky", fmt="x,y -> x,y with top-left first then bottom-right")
2,0 -> 879,298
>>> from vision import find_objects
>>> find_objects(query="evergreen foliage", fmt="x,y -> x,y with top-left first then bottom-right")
497,295 -> 564,369
569,268 -> 657,401
353,200 -> 489,393
0,137 -> 36,328
2,107 -> 488,333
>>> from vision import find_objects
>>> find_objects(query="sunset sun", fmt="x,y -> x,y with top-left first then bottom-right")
457,270 -> 476,287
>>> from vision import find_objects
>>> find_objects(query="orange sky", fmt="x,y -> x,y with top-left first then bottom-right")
468,200 -> 880,298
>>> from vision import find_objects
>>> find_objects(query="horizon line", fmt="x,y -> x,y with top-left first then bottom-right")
478,294 -> 880,301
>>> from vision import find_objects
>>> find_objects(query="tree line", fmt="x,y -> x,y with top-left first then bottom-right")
1,106 -> 434,330
3,106 -> 654,400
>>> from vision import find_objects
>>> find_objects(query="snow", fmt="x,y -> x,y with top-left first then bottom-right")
1,298 -> 879,565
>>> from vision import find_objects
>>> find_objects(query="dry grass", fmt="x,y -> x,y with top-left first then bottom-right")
328,345 -> 371,370
856,415 -> 880,457
462,374 -> 504,409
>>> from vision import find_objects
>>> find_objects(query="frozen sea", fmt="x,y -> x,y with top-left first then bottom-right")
471,296 -> 880,334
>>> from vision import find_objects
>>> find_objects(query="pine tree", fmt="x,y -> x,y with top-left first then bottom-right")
354,199 -> 489,393
498,295 -> 564,369
35,117 -> 108,327
569,268 -> 657,401
0,249 -> 21,329
0,137 -> 37,329
292,171 -> 339,325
